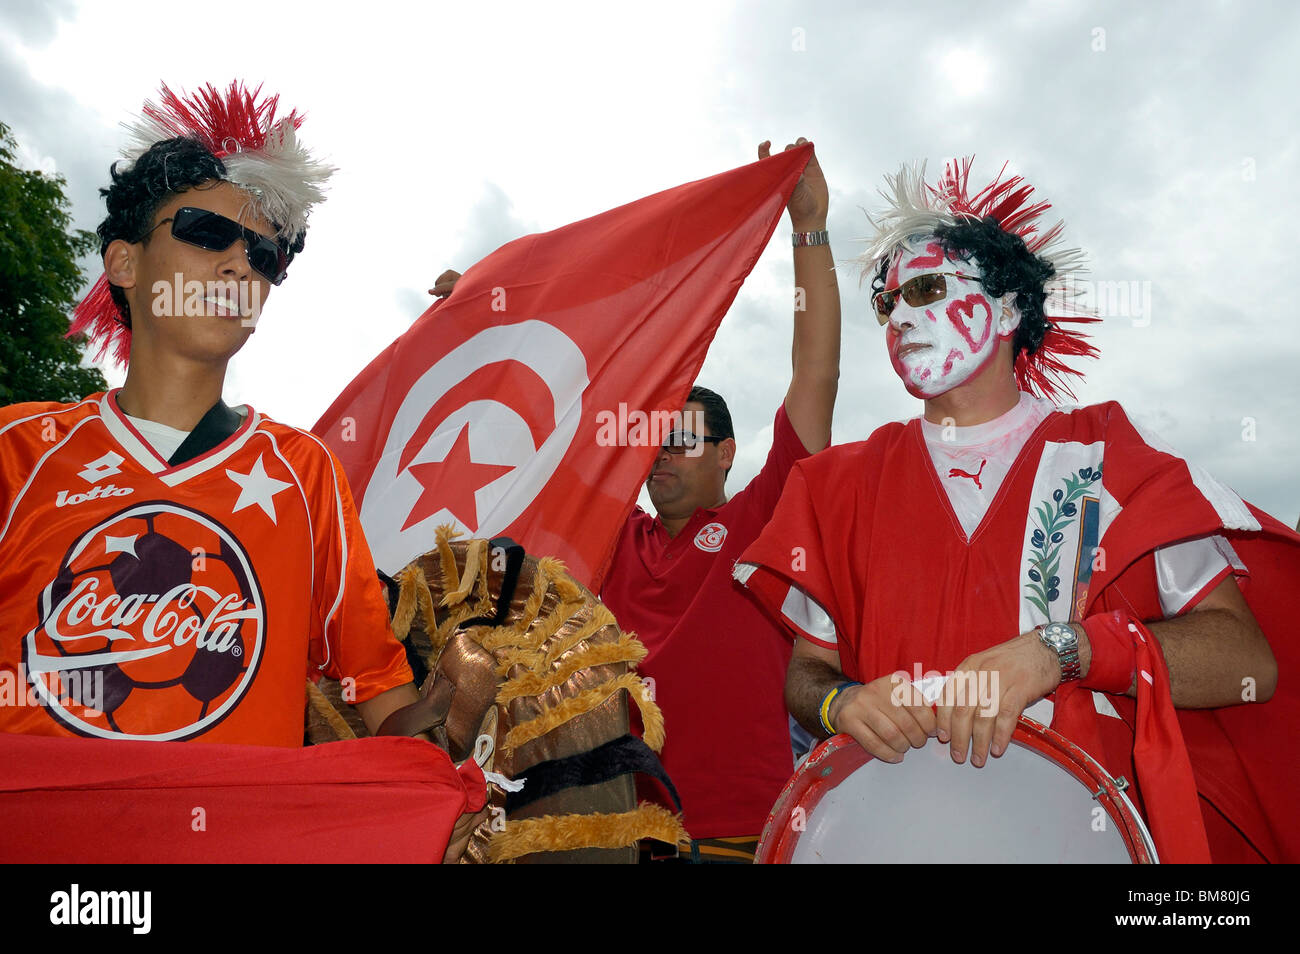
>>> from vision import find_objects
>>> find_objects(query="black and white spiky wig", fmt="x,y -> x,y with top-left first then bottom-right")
860,158 -> 1099,401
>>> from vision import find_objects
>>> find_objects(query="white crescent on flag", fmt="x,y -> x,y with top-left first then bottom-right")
360,320 -> 587,573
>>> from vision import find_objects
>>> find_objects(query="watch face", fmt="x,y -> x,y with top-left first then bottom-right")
1041,623 -> 1075,651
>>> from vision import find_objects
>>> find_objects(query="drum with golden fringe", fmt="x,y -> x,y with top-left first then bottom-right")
306,528 -> 687,863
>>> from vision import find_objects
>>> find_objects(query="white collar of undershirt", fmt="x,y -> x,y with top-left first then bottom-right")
122,415 -> 190,461
919,392 -> 1051,447
123,405 -> 249,461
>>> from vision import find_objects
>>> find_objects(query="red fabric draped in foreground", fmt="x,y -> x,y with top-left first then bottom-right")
314,146 -> 812,589
0,734 -> 485,863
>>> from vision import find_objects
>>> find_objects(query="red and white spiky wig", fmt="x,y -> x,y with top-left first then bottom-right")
860,158 -> 1099,402
69,82 -> 334,365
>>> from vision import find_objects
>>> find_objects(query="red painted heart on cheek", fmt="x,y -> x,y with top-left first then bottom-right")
946,295 -> 993,352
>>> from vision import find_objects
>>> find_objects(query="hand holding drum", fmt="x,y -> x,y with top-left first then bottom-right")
828,676 -> 937,765
831,628 -> 1064,768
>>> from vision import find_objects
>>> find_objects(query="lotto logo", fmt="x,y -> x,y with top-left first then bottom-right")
55,483 -> 135,508
77,452 -> 125,483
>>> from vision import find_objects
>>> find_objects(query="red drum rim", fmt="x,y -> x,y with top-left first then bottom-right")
755,716 -> 1158,864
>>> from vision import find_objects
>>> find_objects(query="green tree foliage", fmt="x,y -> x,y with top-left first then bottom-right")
0,120 -> 109,405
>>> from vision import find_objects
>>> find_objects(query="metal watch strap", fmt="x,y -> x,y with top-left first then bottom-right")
792,229 -> 830,247
1039,621 -> 1082,683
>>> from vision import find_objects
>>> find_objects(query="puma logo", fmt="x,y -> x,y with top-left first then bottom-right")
947,459 -> 986,489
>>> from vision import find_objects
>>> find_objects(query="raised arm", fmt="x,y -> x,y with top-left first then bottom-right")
761,138 -> 840,454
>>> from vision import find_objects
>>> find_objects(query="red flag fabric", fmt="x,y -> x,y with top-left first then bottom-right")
313,146 -> 812,588
0,734 -> 486,863
1056,616 -> 1213,863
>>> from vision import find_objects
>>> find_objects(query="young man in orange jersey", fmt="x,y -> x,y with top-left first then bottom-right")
0,84 -> 481,861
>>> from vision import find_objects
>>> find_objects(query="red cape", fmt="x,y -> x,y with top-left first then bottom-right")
739,402 -> 1300,862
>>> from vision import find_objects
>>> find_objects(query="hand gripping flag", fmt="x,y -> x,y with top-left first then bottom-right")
314,145 -> 812,588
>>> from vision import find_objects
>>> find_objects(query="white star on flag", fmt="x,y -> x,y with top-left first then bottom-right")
226,455 -> 292,524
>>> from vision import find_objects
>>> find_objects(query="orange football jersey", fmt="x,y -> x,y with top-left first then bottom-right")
0,390 -> 413,745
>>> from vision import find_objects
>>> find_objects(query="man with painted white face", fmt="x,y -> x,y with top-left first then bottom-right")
736,160 -> 1300,863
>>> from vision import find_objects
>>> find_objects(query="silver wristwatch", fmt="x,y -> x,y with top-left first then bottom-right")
1037,622 -> 1082,683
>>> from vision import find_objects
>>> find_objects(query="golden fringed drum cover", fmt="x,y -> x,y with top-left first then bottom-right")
306,528 -> 687,863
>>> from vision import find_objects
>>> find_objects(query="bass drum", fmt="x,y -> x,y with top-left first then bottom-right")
307,530 -> 685,863
756,717 -> 1157,863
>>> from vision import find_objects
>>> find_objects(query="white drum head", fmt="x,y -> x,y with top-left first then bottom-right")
759,719 -> 1156,864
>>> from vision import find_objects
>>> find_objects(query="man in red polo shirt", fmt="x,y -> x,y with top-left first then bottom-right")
600,138 -> 841,861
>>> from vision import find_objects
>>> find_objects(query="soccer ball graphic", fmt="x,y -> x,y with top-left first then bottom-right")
25,501 -> 265,740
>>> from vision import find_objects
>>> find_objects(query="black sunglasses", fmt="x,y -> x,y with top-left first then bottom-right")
139,207 -> 291,285
661,431 -> 724,454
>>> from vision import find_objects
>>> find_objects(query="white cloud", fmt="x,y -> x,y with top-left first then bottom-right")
936,47 -> 993,98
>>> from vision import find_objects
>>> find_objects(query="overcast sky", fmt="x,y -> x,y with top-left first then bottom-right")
3,0 -> 1298,525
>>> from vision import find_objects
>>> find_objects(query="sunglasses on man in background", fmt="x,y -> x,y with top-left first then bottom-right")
661,431 -> 724,455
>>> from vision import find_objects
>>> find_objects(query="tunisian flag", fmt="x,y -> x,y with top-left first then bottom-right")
314,146 -> 812,588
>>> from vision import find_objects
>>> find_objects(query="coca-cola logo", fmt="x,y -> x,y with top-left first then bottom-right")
44,578 -> 254,657
23,501 -> 265,741
693,522 -> 728,553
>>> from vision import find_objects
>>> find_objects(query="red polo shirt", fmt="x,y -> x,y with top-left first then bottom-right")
601,405 -> 813,838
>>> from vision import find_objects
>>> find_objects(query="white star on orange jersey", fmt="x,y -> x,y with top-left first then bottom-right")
226,454 -> 293,524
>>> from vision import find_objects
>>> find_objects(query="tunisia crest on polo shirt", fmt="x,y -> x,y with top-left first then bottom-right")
693,522 -> 727,552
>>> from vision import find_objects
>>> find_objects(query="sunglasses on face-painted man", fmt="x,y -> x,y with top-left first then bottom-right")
138,207 -> 291,285
873,271 -> 983,325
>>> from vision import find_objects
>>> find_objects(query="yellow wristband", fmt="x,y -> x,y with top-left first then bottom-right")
818,681 -> 859,735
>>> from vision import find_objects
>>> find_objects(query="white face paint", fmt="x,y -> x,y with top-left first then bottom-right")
881,235 -> 1020,398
